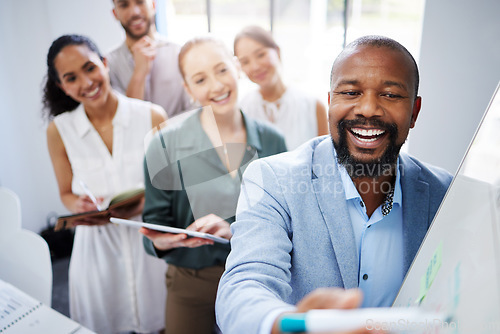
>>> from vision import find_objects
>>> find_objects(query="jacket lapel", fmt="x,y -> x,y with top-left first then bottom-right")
309,144 -> 430,287
177,110 -> 261,175
399,153 -> 430,274
311,139 -> 359,289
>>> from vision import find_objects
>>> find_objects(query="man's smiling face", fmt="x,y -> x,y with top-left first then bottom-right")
328,45 -> 421,177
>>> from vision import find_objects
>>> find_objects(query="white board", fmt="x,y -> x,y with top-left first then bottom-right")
393,83 -> 500,333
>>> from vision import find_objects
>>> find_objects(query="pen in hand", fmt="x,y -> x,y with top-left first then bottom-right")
278,308 -> 446,333
78,179 -> 103,211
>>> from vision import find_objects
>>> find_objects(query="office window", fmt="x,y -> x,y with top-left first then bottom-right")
160,0 -> 425,102
272,0 -> 345,101
210,0 -> 270,46
166,0 -> 209,44
345,0 -> 425,57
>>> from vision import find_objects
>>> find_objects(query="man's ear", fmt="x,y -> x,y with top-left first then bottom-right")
410,96 -> 422,128
328,91 -> 331,105
112,7 -> 118,20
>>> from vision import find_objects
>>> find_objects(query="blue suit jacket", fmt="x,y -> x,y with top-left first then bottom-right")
216,136 -> 452,334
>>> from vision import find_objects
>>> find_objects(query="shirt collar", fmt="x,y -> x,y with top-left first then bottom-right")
339,164 -> 360,201
73,104 -> 91,138
241,110 -> 263,152
336,152 -> 402,208
393,162 -> 402,206
73,92 -> 129,138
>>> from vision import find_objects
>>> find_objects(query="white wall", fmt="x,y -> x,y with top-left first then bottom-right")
0,0 -> 122,233
409,0 -> 500,174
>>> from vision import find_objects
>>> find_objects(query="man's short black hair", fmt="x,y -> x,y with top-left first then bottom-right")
330,35 -> 420,100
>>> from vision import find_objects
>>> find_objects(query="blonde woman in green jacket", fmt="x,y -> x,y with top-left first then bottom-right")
140,35 -> 287,334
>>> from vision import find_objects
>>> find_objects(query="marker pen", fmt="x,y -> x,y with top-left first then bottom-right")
279,307 -> 445,333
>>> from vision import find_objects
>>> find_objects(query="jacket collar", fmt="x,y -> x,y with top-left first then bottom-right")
242,111 -> 263,152
174,108 -> 263,152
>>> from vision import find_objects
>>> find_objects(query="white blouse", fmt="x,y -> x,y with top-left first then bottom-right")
54,93 -> 167,334
239,86 -> 318,150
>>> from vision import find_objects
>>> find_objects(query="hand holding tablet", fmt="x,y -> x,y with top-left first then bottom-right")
110,217 -> 230,244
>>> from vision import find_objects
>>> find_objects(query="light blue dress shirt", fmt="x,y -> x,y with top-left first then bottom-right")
338,159 -> 404,307
260,159 -> 406,333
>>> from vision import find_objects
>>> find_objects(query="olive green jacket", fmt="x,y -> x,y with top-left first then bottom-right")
142,109 -> 287,269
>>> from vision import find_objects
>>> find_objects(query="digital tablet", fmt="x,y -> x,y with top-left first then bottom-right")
110,217 -> 230,244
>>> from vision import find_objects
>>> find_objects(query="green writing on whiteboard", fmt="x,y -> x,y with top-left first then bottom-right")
417,241 -> 443,304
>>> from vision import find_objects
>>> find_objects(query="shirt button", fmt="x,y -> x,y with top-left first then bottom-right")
363,274 -> 368,280
360,201 -> 364,207
367,225 -> 371,228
